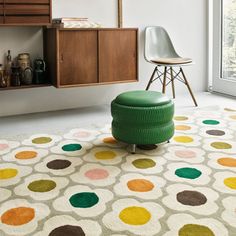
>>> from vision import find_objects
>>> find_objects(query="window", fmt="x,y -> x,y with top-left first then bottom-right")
211,0 -> 236,96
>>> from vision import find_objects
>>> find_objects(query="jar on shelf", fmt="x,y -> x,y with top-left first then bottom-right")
0,64 -> 7,88
18,53 -> 33,85
18,53 -> 31,70
11,66 -> 21,86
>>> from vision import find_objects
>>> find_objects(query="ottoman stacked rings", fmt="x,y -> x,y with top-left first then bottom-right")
111,90 -> 175,146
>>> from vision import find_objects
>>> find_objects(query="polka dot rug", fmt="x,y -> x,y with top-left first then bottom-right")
0,107 -> 236,236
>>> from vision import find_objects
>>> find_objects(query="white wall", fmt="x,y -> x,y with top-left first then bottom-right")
0,0 -> 207,117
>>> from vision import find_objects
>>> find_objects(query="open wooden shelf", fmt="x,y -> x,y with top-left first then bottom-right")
0,83 -> 52,91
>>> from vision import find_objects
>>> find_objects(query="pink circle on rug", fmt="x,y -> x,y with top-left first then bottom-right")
175,150 -> 196,159
73,131 -> 90,138
85,168 -> 109,180
0,143 -> 9,151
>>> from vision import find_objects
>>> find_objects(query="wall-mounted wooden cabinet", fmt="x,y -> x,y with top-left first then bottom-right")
44,28 -> 138,88
0,0 -> 51,25
0,0 -> 3,24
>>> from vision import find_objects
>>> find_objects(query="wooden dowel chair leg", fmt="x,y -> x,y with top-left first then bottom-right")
170,67 -> 175,98
146,67 -> 158,90
180,67 -> 198,107
162,66 -> 167,94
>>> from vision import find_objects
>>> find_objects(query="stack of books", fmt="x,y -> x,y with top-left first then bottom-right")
52,17 -> 102,28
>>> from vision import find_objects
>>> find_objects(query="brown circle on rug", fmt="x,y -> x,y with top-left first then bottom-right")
49,225 -> 85,236
176,190 -> 207,206
47,160 -> 72,170
137,144 -> 157,150
206,129 -> 225,136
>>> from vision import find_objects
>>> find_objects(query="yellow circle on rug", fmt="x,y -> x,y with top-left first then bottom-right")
1,207 -> 35,226
103,137 -> 118,144
32,137 -> 52,144
127,179 -> 154,192
211,142 -> 232,149
174,136 -> 193,143
217,158 -> 236,167
15,151 -> 37,160
224,177 -> 236,190
0,168 -> 18,179
119,206 -> 151,225
95,151 -> 117,160
174,116 -> 188,121
230,115 -> 236,120
175,125 -> 191,131
179,224 -> 214,236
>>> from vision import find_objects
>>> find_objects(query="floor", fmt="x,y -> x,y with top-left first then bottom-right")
0,92 -> 235,139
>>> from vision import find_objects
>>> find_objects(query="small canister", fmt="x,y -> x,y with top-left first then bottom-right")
18,53 -> 31,71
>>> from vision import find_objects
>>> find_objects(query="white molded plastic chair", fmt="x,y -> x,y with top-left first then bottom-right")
144,26 -> 198,106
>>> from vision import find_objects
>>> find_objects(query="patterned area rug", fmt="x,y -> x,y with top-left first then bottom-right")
0,106 -> 236,236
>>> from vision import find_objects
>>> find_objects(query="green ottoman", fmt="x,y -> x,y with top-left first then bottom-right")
111,90 -> 174,152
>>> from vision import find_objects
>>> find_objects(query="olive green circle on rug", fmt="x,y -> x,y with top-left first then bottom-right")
175,168 -> 202,179
32,137 -> 52,144
62,144 -> 82,152
211,142 -> 232,149
69,192 -> 99,208
49,225 -> 85,236
202,120 -> 220,125
28,180 -> 56,192
179,224 -> 215,236
132,159 -> 156,169
224,108 -> 236,112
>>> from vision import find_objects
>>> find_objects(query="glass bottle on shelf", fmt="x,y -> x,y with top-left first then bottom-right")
5,50 -> 12,87
0,64 -> 7,88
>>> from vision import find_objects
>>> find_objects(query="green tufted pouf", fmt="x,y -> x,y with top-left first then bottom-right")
111,90 -> 175,146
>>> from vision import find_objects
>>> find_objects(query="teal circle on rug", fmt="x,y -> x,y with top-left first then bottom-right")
175,168 -> 202,179
62,144 -> 82,152
69,192 -> 99,208
202,120 -> 220,125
